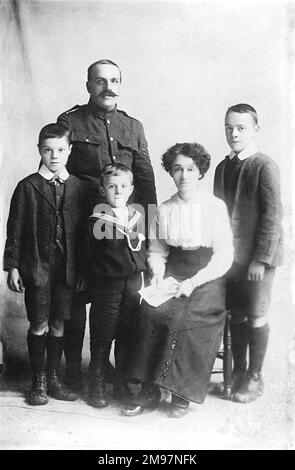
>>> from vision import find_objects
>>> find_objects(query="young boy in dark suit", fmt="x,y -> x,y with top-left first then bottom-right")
85,163 -> 146,408
4,123 -> 87,406
214,103 -> 283,403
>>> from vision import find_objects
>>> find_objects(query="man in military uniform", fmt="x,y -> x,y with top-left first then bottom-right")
57,59 -> 157,397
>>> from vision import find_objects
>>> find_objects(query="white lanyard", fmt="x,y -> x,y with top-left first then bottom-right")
90,211 -> 145,252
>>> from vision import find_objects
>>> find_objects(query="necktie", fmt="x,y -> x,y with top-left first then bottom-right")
48,176 -> 65,186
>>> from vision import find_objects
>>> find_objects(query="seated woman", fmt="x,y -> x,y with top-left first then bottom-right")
121,142 -> 233,418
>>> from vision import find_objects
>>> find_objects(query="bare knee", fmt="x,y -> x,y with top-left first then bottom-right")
248,316 -> 268,328
49,319 -> 64,337
29,321 -> 48,336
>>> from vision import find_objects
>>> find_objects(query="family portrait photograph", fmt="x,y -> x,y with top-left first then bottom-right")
0,0 -> 294,454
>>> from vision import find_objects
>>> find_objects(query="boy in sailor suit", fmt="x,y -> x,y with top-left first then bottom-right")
85,163 -> 146,408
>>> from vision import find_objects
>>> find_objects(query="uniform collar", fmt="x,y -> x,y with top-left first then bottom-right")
38,164 -> 69,181
229,143 -> 258,161
87,99 -> 118,117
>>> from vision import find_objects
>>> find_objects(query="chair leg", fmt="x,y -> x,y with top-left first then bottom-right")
223,311 -> 232,400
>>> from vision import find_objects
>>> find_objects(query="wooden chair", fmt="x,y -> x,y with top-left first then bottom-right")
211,310 -> 232,399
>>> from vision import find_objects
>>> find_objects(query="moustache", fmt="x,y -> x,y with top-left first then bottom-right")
99,91 -> 119,98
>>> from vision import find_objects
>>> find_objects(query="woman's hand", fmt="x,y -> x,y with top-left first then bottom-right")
7,268 -> 24,293
175,278 -> 194,298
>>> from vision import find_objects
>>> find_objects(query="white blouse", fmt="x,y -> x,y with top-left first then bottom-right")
148,189 -> 233,288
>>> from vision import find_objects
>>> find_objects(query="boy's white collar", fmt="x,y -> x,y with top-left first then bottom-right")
229,143 -> 258,161
112,206 -> 129,224
112,206 -> 128,217
38,164 -> 69,180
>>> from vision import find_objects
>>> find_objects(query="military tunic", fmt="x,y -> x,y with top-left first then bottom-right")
57,101 -> 157,212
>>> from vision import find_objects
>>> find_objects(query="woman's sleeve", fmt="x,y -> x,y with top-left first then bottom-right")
147,207 -> 170,278
191,199 -> 233,288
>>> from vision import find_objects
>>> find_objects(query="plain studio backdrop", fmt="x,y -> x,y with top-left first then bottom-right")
0,0 -> 294,391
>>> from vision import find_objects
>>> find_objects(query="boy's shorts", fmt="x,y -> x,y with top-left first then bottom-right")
225,262 -> 276,324
24,250 -> 74,323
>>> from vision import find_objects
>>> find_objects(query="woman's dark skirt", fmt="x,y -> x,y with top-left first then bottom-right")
123,247 -> 227,404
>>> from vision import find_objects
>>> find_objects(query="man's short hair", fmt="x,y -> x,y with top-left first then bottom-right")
161,142 -> 211,180
38,123 -> 71,146
87,59 -> 122,82
225,103 -> 258,125
100,163 -> 133,186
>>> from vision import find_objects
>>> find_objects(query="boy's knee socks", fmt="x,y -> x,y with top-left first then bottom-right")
248,324 -> 270,374
46,335 -> 64,372
27,331 -> 46,373
230,321 -> 248,371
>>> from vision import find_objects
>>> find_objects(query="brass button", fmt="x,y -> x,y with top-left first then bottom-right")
85,138 -> 89,142
110,137 -> 114,141
171,344 -> 176,350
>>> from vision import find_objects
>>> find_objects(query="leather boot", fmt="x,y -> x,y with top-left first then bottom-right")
27,372 -> 48,406
65,366 -> 82,392
27,331 -> 48,406
103,358 -> 133,402
213,320 -> 248,397
167,394 -> 190,418
214,366 -> 247,396
88,338 -> 111,407
232,325 -> 269,403
88,368 -> 109,408
121,383 -> 160,416
47,370 -> 78,401
105,360 -> 118,384
232,371 -> 263,403
231,367 -> 247,393
46,335 -> 77,401
113,379 -> 133,403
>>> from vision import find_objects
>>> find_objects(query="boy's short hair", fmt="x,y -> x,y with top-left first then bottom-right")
38,123 -> 71,146
225,103 -> 258,125
87,59 -> 122,82
100,163 -> 133,186
162,142 -> 211,180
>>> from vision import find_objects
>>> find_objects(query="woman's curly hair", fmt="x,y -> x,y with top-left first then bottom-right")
161,142 -> 211,179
